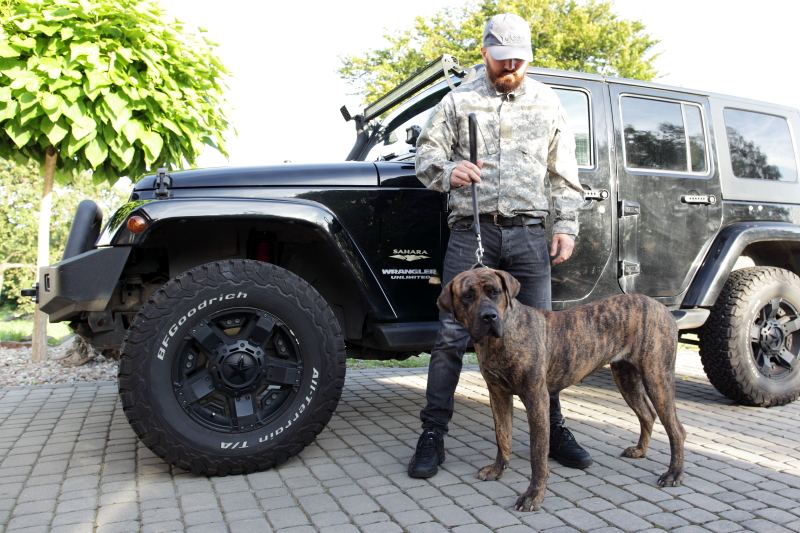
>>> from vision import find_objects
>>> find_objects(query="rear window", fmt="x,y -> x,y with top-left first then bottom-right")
723,109 -> 798,182
620,96 -> 708,174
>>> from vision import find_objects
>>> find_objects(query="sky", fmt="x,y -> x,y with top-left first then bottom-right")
156,0 -> 800,169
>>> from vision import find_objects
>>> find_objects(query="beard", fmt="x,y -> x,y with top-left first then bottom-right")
487,62 -> 526,93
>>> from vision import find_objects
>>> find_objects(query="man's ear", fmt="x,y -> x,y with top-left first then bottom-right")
437,280 -> 455,314
494,270 -> 521,307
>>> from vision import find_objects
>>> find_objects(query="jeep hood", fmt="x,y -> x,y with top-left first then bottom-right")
133,162 -> 381,190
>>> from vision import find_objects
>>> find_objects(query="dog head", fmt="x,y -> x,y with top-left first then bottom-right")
437,268 -> 521,341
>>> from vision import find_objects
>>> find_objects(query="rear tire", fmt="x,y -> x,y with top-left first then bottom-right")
699,267 -> 800,406
118,260 -> 346,475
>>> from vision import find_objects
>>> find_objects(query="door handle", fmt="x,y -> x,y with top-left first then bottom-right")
583,188 -> 609,200
681,194 -> 716,205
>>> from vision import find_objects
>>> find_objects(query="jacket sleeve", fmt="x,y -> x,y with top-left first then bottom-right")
548,105 -> 584,237
415,96 -> 459,193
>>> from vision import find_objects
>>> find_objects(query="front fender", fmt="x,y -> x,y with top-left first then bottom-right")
683,222 -> 800,307
98,197 -> 396,320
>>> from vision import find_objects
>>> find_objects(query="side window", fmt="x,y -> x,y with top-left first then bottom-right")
552,88 -> 592,167
620,96 -> 709,174
723,109 -> 798,182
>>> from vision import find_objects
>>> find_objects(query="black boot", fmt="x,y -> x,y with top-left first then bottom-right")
408,428 -> 445,478
550,424 -> 593,469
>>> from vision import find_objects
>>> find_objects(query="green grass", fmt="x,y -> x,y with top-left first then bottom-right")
0,311 -> 73,345
346,352 -> 479,370
679,332 -> 700,352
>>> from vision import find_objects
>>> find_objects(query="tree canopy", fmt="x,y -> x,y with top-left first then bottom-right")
0,0 -> 231,184
339,0 -> 660,104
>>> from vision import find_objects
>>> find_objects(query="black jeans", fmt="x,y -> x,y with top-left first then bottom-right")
420,221 -> 565,432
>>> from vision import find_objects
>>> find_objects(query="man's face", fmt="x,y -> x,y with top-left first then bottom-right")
481,47 -> 528,94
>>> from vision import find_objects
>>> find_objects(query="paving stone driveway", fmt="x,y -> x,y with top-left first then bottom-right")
1,350 -> 799,533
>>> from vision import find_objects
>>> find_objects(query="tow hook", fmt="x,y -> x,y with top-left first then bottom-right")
21,282 -> 39,303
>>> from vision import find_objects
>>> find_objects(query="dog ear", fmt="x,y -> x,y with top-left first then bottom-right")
495,270 -> 520,308
437,280 -> 455,314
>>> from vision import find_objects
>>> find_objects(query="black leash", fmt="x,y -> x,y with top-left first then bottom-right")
468,113 -> 485,269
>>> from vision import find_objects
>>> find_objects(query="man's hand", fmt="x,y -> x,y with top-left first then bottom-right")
449,159 -> 483,188
550,233 -> 575,266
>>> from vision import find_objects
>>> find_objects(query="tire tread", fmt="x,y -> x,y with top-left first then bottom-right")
118,260 -> 346,476
698,266 -> 800,407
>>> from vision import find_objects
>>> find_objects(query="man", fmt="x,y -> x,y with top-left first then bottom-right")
409,13 -> 591,478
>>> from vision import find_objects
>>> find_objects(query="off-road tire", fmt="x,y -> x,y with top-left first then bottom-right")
118,260 -> 346,475
699,267 -> 800,406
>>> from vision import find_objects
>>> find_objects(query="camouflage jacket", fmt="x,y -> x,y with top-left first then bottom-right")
415,72 -> 583,236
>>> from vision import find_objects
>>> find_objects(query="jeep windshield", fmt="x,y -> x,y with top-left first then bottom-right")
361,86 -> 450,162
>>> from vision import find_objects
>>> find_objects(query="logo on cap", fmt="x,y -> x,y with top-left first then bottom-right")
501,32 -> 525,45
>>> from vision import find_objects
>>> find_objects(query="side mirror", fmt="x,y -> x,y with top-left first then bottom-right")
406,125 -> 422,146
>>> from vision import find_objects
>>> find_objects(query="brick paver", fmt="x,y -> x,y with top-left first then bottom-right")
1,350 -> 799,532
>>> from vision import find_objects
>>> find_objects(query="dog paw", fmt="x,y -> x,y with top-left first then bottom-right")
657,469 -> 684,487
477,463 -> 506,481
514,490 -> 544,512
622,446 -> 647,458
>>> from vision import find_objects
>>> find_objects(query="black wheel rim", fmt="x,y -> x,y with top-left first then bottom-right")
171,307 -> 303,433
750,297 -> 800,379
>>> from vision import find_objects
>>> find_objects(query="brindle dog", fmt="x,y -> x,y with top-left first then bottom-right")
438,268 -> 685,512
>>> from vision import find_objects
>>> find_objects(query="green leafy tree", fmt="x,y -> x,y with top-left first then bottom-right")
0,0 -> 231,360
339,0 -> 659,104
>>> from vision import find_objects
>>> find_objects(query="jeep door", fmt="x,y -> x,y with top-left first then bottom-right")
532,75 -> 614,305
609,85 -> 723,299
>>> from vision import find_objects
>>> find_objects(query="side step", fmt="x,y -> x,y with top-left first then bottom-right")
672,309 -> 710,330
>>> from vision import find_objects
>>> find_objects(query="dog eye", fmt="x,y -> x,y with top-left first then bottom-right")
491,289 -> 500,296
463,293 -> 473,299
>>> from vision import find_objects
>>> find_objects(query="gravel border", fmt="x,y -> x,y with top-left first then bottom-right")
0,344 -> 118,387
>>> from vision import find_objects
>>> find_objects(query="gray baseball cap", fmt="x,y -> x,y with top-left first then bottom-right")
483,13 -> 533,62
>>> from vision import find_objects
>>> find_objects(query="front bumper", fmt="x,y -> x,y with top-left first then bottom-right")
38,247 -> 131,322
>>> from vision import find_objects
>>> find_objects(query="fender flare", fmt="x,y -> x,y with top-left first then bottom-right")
683,222 -> 800,307
98,197 -> 396,320
62,199 -> 103,261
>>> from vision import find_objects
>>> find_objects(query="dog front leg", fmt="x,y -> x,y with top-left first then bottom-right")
478,387 -> 513,481
515,387 -> 550,512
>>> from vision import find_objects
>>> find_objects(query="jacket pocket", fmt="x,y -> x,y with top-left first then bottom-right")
478,121 -> 499,155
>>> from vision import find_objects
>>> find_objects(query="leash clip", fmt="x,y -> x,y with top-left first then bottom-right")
473,232 -> 485,269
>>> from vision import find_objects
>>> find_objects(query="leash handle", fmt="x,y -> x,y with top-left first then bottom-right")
468,113 -> 484,267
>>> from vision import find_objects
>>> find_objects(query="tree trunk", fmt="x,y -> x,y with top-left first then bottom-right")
31,146 -> 57,362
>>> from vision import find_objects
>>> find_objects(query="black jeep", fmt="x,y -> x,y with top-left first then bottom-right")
33,55 -> 800,475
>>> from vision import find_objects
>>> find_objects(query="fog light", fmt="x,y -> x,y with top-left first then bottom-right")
127,215 -> 147,233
